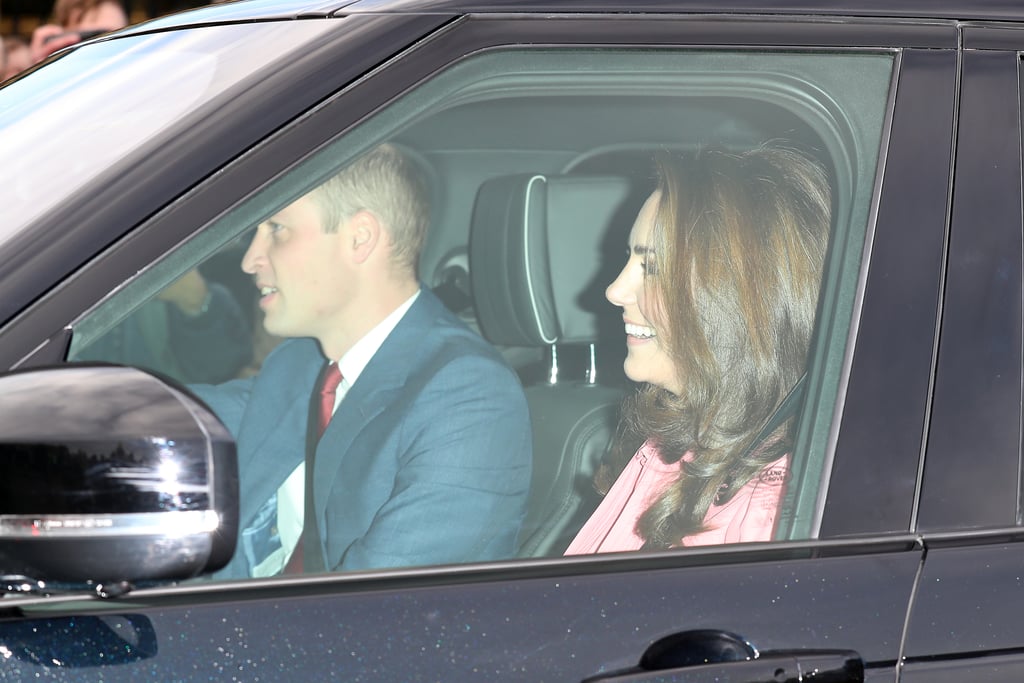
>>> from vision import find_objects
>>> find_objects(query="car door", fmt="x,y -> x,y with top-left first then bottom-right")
0,10 -> 956,682
899,23 -> 1024,682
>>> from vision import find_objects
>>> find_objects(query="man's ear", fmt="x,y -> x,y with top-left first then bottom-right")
349,210 -> 382,264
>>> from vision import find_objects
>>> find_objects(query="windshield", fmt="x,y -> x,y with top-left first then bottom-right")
0,20 -> 340,243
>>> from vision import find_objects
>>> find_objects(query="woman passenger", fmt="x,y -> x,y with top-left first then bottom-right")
566,144 -> 831,553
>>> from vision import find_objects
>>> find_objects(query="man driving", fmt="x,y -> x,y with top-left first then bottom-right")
192,143 -> 532,576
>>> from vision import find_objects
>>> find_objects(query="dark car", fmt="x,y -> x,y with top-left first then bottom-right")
0,0 -> 1021,680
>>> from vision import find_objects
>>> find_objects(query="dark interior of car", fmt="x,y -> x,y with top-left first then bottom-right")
377,64 -> 851,555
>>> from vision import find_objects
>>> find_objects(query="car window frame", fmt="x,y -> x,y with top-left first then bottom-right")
819,47 -> 958,537
4,12 -> 956,582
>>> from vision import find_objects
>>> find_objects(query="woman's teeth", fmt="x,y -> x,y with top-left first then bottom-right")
625,323 -> 655,339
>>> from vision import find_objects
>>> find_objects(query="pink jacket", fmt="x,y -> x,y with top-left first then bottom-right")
565,440 -> 788,555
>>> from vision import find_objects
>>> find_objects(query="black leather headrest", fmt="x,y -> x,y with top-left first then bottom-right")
470,174 -> 633,347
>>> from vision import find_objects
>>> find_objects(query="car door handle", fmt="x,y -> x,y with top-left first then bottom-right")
583,629 -> 864,682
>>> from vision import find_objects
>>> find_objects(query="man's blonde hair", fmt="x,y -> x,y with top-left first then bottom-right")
310,144 -> 430,275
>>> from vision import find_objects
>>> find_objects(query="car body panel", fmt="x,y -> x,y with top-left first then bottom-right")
917,48 -> 1023,532
903,533 -> 1024,678
0,540 -> 921,680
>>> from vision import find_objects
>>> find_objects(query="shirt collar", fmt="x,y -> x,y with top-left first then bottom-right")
335,288 -> 420,386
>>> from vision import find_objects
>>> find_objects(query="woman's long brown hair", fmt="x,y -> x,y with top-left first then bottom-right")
595,144 -> 832,548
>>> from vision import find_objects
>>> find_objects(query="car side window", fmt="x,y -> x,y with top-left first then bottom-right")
67,47 -> 895,578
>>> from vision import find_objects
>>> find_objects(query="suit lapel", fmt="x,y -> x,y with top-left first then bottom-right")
237,340 -> 324,525
310,290 -> 442,515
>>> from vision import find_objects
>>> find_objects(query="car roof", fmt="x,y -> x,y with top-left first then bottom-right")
341,0 -> 1024,21
124,0 -> 1024,34
112,0 -> 359,35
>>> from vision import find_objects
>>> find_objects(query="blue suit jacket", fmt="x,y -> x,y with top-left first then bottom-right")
193,289 -> 532,576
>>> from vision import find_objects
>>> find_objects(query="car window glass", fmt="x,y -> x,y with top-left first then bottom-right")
68,47 -> 895,579
0,20 -> 340,241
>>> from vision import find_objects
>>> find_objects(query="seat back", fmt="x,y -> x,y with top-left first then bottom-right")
470,173 -> 634,556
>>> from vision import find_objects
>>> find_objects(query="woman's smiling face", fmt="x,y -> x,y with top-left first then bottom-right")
605,190 -> 682,395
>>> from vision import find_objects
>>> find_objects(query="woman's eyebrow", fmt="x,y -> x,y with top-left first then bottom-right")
632,245 -> 655,256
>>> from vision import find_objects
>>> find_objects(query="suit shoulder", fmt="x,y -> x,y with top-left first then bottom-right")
401,300 -> 520,390
413,290 -> 508,361
431,311 -> 515,370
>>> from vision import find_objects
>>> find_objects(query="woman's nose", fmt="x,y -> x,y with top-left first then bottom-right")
606,264 -> 633,307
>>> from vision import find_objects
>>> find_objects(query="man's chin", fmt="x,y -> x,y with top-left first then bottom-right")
261,318 -> 288,338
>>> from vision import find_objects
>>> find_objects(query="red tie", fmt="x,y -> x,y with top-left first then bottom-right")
318,362 -> 344,436
283,362 -> 343,575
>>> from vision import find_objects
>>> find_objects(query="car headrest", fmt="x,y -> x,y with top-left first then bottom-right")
470,174 -> 633,347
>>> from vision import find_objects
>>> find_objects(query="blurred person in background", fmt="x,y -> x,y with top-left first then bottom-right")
51,0 -> 129,30
72,267 -> 256,385
2,35 -> 32,80
29,0 -> 128,65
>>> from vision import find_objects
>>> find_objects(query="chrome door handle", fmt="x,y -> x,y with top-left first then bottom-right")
583,629 -> 863,682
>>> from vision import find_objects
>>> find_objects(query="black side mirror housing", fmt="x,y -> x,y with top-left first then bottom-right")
0,364 -> 238,585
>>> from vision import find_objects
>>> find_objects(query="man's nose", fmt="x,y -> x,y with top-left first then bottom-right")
241,231 -> 263,274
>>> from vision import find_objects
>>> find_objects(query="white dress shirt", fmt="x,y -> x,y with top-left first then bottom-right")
253,290 -> 420,576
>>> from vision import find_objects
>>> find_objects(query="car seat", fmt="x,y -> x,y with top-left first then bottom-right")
469,173 -> 635,557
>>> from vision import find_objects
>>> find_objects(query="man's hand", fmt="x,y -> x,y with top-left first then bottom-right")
158,269 -> 212,317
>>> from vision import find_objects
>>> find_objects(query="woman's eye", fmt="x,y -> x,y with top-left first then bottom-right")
641,260 -> 658,276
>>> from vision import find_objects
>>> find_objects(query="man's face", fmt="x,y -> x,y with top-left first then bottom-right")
242,194 -> 351,345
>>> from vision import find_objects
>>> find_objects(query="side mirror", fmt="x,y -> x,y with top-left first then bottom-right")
0,364 -> 238,586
